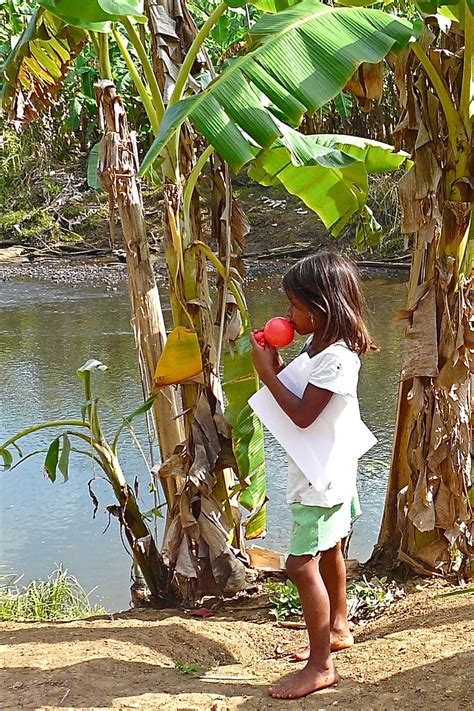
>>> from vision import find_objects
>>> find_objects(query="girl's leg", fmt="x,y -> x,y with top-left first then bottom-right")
269,554 -> 338,699
321,541 -> 353,641
291,541 -> 353,662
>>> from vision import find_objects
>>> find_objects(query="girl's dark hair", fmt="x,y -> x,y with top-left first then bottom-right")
283,250 -> 374,355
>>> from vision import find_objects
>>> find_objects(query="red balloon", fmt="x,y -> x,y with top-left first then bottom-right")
263,317 -> 295,348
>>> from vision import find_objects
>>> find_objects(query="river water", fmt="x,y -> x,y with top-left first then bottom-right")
0,265 -> 407,610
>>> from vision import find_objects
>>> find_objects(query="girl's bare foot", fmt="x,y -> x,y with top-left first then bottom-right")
290,633 -> 353,661
269,661 -> 339,699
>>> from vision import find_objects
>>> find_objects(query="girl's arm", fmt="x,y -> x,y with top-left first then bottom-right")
250,334 -> 333,429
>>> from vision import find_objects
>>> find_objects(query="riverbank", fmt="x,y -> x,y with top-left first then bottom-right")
0,165 -> 407,278
0,253 -> 410,293
0,254 -> 292,289
1,581 -> 472,710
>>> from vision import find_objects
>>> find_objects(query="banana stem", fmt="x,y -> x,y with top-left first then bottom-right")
191,240 -> 247,317
183,145 -> 214,241
121,15 -> 165,125
411,42 -> 467,155
460,2 -> 473,127
98,32 -> 113,80
112,26 -> 159,134
170,3 -> 227,106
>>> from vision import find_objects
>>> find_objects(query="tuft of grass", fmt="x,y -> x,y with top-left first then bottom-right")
175,660 -> 203,677
0,567 -> 106,622
267,575 -> 405,623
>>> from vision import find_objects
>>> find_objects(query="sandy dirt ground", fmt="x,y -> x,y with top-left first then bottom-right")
1,582 -> 472,711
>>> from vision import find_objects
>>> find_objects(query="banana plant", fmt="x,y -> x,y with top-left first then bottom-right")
374,2 -> 473,577
0,0 -> 269,601
0,360 -> 173,603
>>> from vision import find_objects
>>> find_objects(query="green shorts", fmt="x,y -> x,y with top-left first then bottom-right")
289,494 -> 361,557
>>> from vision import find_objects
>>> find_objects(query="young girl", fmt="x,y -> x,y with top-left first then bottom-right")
249,250 -> 376,700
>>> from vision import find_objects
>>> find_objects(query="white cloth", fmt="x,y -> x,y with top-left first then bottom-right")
248,340 -> 376,507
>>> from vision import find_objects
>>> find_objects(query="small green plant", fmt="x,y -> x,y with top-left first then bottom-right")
267,575 -> 405,623
346,576 -> 405,622
0,567 -> 106,622
0,359 -> 163,601
267,579 -> 303,621
175,660 -> 203,677
0,207 -> 57,241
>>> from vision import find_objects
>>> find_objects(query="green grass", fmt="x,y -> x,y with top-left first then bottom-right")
0,567 -> 106,622
175,660 -> 203,677
0,208 -> 56,241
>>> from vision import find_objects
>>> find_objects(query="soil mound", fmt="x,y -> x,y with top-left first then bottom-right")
1,583 -> 472,710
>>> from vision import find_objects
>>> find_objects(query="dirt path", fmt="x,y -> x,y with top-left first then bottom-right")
1,584 -> 472,710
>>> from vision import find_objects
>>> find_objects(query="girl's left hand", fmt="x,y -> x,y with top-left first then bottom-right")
250,332 -> 277,383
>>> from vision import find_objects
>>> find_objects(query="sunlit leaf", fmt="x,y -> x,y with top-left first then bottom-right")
249,130 -> 410,235
223,326 -> 267,537
152,327 -> 203,389
38,0 -> 146,30
124,394 -> 158,422
77,359 -> 108,379
44,437 -> 60,482
112,393 -> 158,451
243,502 -> 267,539
1,9 -> 88,126
249,0 -> 303,11
0,448 -> 13,471
58,433 -> 71,482
87,141 -> 102,190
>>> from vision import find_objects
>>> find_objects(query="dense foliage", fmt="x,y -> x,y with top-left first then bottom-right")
0,0 -> 405,248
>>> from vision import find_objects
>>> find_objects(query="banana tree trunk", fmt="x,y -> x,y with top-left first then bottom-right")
375,21 -> 473,577
94,79 -> 185,526
94,437 -> 169,603
145,0 -> 248,603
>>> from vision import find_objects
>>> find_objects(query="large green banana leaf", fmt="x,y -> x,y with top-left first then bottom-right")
140,0 -> 416,173
338,0 -> 473,23
248,126 -> 411,235
246,0 -> 303,11
38,0 -> 146,30
223,324 -> 267,540
1,9 -> 88,120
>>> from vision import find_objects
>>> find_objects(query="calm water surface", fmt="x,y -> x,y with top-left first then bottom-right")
0,266 -> 407,610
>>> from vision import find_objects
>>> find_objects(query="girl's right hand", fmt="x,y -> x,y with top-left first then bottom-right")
250,333 -> 283,379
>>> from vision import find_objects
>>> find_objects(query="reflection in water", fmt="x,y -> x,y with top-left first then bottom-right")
0,269 -> 407,610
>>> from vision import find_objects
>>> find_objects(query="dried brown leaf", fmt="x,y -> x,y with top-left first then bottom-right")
402,284 -> 439,380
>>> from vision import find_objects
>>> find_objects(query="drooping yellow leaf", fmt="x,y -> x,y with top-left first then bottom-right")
23,55 -> 56,85
152,327 -> 203,389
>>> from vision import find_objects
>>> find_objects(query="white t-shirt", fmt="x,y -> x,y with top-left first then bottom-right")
286,340 -> 367,507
